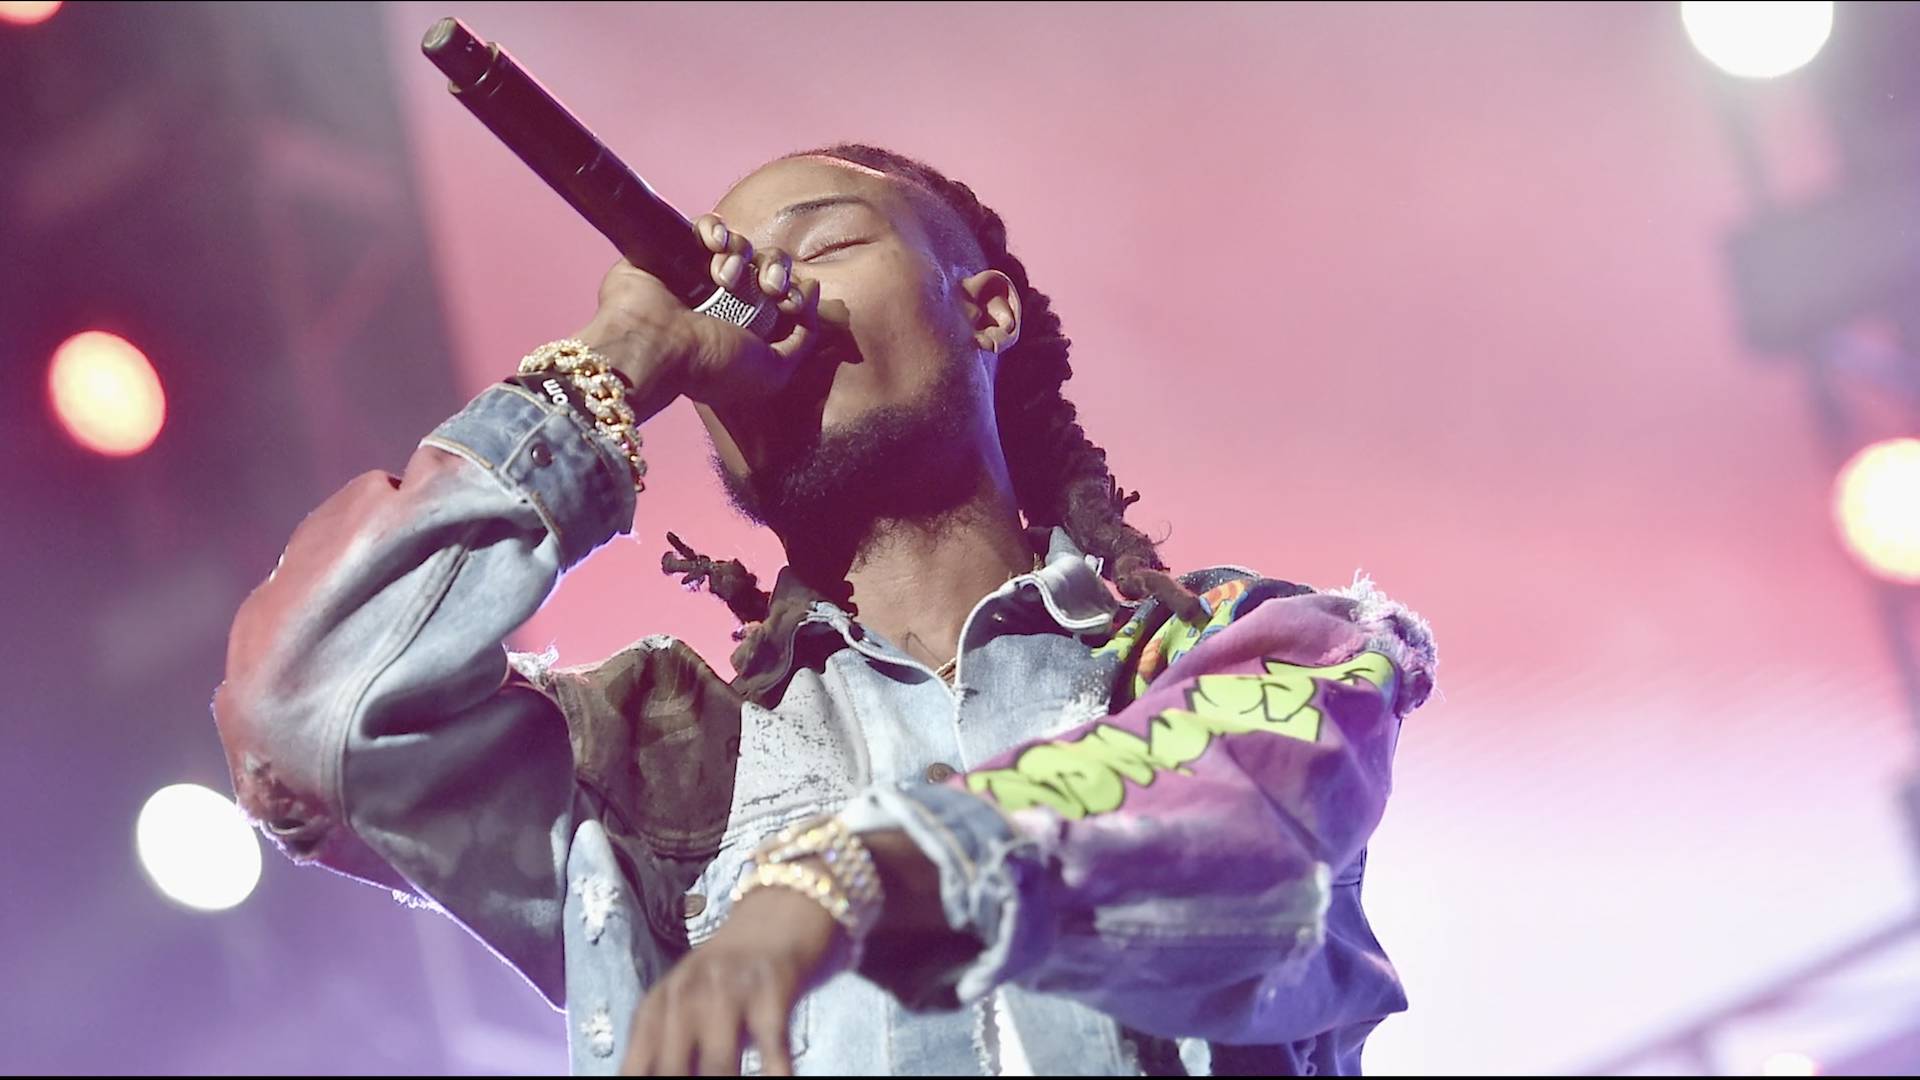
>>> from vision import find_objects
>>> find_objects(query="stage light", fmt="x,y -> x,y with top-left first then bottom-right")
1681,1 -> 1833,79
0,1 -> 61,26
1833,437 -> 1920,585
47,330 -> 166,457
135,783 -> 262,912
1761,1050 -> 1820,1076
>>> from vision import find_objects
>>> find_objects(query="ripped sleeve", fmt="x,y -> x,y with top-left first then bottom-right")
211,383 -> 636,1005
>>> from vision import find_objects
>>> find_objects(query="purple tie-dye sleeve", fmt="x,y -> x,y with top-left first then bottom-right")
843,584 -> 1435,1045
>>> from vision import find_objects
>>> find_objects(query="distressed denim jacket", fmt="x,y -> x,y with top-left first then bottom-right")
211,382 -> 1438,1076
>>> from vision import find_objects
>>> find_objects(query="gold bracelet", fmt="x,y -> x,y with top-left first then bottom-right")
730,861 -> 850,924
731,816 -> 885,962
729,860 -> 880,969
517,339 -> 647,492
755,816 -> 883,916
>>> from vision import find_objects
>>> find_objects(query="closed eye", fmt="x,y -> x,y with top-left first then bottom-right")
801,238 -> 869,261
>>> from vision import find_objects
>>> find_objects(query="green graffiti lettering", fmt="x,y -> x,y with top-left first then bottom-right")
967,652 -> 1399,820
1067,725 -> 1172,783
967,769 -> 1083,818
1334,652 -> 1396,690
1146,707 -> 1214,769
1012,743 -> 1125,817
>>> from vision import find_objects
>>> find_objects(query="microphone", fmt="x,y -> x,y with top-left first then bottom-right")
420,17 -> 780,339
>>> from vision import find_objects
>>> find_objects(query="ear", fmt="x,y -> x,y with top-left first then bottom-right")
959,268 -> 1021,356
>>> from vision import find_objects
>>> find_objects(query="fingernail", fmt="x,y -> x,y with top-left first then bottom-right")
721,253 -> 743,285
711,222 -> 729,248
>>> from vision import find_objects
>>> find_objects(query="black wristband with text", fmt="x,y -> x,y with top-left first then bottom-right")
504,372 -> 595,423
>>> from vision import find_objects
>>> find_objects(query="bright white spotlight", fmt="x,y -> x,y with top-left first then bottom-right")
135,783 -> 262,912
1682,1 -> 1833,79
1833,437 -> 1920,585
0,1 -> 63,26
47,330 -> 166,457
1761,1050 -> 1820,1076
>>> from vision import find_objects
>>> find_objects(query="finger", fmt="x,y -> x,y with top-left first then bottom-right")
768,278 -> 821,363
621,993 -> 665,1076
694,997 -> 747,1077
744,989 -> 795,1078
690,214 -> 732,256
753,247 -> 793,302
651,989 -> 698,1077
707,228 -> 756,294
776,272 -> 817,318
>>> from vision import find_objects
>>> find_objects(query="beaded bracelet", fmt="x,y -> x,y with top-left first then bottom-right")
517,338 -> 647,492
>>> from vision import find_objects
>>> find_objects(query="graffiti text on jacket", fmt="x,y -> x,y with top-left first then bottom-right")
965,651 -> 1396,819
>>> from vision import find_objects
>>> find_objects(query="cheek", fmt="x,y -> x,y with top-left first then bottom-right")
821,257 -> 964,406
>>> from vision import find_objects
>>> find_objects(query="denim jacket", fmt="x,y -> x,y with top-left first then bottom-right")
211,382 -> 1437,1075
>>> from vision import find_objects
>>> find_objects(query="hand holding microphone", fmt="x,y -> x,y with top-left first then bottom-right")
575,216 -> 822,425
421,17 -> 820,421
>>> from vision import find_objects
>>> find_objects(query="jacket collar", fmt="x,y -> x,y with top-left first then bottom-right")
729,528 -> 1121,703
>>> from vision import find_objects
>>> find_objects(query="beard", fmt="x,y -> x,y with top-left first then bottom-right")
716,357 -> 987,551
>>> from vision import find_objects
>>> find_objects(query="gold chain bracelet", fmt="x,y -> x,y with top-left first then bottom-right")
517,338 -> 647,492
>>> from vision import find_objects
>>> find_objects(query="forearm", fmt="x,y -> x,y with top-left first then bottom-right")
840,588 -> 1435,1040
216,383 -> 632,819
851,829 -> 982,999
864,829 -> 955,938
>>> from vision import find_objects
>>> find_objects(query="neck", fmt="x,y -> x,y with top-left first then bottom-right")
783,467 -> 1033,669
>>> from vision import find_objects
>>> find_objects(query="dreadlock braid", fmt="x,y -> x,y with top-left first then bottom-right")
660,145 -> 1203,625
661,531 -> 770,630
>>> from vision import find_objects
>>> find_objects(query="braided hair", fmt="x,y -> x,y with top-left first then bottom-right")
664,144 -> 1203,636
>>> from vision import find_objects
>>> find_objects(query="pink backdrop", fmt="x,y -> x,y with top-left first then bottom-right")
377,3 -> 1916,1071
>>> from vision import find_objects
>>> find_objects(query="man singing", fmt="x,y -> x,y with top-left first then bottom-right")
212,144 -> 1436,1076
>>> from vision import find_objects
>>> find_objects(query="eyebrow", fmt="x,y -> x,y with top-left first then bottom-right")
772,195 -> 875,227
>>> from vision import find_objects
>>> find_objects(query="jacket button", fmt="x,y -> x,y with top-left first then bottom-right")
924,762 -> 957,784
683,893 -> 706,918
529,442 -> 553,467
